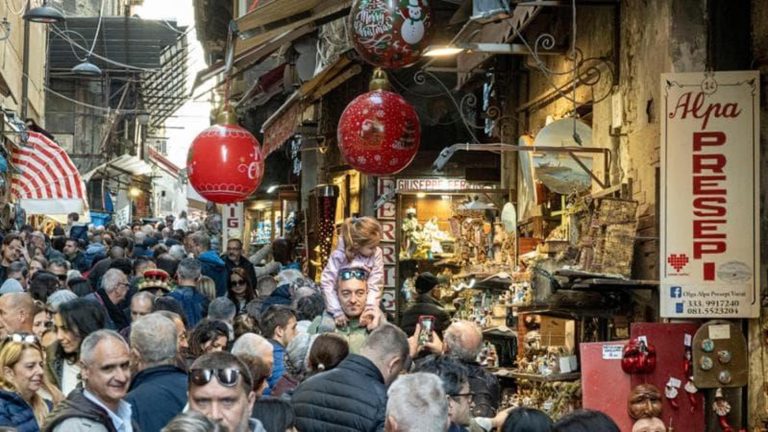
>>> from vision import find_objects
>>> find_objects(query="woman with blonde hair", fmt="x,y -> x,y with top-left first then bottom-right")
0,335 -> 64,431
196,275 -> 217,302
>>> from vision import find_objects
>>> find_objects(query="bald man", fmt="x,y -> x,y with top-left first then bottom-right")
0,292 -> 35,338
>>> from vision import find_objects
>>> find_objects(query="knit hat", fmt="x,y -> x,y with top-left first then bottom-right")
137,269 -> 172,293
0,279 -> 23,295
415,272 -> 439,294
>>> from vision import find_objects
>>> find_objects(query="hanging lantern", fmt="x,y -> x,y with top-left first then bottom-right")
187,107 -> 264,204
350,0 -> 433,69
337,69 -> 420,176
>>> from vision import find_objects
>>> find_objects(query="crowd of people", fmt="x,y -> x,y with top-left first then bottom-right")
0,212 -> 629,432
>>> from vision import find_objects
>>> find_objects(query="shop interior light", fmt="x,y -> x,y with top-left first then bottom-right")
423,43 -> 564,57
72,57 -> 102,77
24,0 -> 65,24
129,187 -> 141,198
416,192 -> 427,198
441,195 -> 450,200
267,185 -> 279,194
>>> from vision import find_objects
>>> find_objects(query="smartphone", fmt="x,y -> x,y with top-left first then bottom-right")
418,315 -> 435,346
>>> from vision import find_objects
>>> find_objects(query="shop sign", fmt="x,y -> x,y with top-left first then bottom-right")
396,178 -> 497,192
262,102 -> 303,158
660,71 -> 760,318
377,177 -> 397,291
222,203 -> 244,245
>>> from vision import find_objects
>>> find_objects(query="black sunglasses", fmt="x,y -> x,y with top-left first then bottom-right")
339,269 -> 369,281
189,368 -> 242,388
231,279 -> 247,286
55,274 -> 67,281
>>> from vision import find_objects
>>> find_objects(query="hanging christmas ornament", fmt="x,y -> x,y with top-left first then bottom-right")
337,69 -> 420,176
350,0 -> 433,69
187,106 -> 264,204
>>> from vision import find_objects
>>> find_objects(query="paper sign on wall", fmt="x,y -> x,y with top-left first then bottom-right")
660,71 -> 760,318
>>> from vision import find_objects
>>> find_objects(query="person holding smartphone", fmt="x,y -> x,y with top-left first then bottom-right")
400,272 -> 451,338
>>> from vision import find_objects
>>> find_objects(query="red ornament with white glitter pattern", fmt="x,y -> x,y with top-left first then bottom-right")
337,69 -> 420,176
187,108 -> 265,204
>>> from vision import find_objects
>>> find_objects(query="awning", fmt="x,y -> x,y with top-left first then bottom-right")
261,50 -> 362,156
82,154 -> 153,182
149,147 -> 181,179
191,0 -> 352,94
10,131 -> 88,215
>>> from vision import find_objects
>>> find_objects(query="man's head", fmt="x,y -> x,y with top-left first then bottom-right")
2,234 -> 23,264
7,262 -> 28,289
67,212 -> 79,224
386,373 -> 449,432
336,268 -> 369,319
130,313 -> 178,372
177,258 -> 202,285
0,293 -> 35,338
188,232 -> 210,257
360,323 -> 410,386
80,330 -> 131,410
415,272 -> 439,295
226,239 -> 244,262
130,291 -> 155,322
443,321 -> 483,362
133,257 -> 156,278
188,351 -> 256,432
102,268 -> 130,304
63,239 -> 80,257
29,232 -> 46,250
155,310 -> 189,351
209,297 -> 237,324
260,305 -> 297,347
414,355 -> 472,427
231,333 -> 274,372
46,258 -> 70,286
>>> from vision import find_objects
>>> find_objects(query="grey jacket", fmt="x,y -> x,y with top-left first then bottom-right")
52,417 -> 111,432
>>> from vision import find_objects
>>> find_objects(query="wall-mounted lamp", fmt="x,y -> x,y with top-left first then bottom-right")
136,111 -> 150,126
423,43 -> 564,58
72,57 -> 102,77
129,187 -> 142,198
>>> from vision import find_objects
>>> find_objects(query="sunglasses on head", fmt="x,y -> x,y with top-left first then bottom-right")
5,333 -> 40,346
189,368 -> 243,388
339,268 -> 369,281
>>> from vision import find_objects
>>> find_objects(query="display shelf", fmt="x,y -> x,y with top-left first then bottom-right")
513,303 -> 615,319
494,369 -> 581,382
554,269 -> 658,291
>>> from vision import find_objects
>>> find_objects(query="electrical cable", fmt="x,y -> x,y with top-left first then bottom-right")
86,0 -> 105,57
50,26 -> 161,72
4,0 -> 27,17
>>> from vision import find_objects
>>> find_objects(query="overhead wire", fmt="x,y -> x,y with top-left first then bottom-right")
86,0 -> 105,57
3,0 -> 27,17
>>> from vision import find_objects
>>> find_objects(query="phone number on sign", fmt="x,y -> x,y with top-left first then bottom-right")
685,307 -> 740,315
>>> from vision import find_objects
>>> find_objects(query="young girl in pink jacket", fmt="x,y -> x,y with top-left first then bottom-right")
320,216 -> 384,327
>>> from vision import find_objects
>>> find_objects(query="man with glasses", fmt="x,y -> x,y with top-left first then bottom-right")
0,292 -> 35,338
309,267 -> 381,354
414,355 -> 473,432
47,258 -> 70,288
45,330 -> 134,432
222,239 -> 257,288
84,269 -> 131,331
187,351 -> 266,432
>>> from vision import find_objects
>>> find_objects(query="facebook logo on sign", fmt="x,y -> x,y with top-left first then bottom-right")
670,286 -> 683,298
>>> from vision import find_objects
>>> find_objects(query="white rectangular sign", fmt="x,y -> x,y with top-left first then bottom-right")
222,203 -> 244,246
660,71 -> 760,318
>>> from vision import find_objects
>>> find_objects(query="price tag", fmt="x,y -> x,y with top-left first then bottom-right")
709,324 -> 731,340
684,333 -> 692,347
602,344 -> 623,360
667,377 -> 682,388
638,335 -> 648,345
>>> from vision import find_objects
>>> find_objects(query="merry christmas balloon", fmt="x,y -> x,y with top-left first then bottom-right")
350,0 -> 433,69
187,108 -> 264,204
337,69 -> 420,176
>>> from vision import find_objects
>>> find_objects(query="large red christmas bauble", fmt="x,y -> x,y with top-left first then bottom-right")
338,89 -> 420,176
187,118 -> 264,204
350,0 -> 433,69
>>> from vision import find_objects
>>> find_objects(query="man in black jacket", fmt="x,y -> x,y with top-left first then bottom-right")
125,313 -> 188,432
221,238 -> 257,285
292,323 -> 410,432
400,272 -> 451,338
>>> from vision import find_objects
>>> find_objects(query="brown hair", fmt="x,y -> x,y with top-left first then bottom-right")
308,333 -> 349,373
237,354 -> 271,395
340,217 -> 382,261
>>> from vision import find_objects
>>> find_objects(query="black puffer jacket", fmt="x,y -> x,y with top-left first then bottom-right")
464,360 -> 500,418
399,294 -> 452,338
292,354 -> 387,432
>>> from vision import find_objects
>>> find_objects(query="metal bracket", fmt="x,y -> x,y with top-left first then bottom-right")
433,142 -> 611,190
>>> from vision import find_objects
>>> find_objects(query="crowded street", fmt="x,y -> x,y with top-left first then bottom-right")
0,1 -> 766,431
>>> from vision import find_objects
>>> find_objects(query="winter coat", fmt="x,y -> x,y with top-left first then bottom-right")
84,290 -> 129,331
44,342 -> 65,390
260,284 -> 292,312
67,251 -> 89,273
83,243 -> 106,270
199,250 -> 228,297
222,254 -> 258,287
0,390 -> 41,432
292,354 -> 387,432
124,365 -> 188,432
264,340 -> 286,396
320,237 -> 383,318
399,294 -> 452,338
168,286 -> 209,328
464,360 -> 501,418
43,389 -> 118,432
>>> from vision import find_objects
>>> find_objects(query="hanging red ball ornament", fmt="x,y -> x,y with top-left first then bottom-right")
337,69 -> 420,176
350,0 -> 433,69
187,107 -> 264,204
